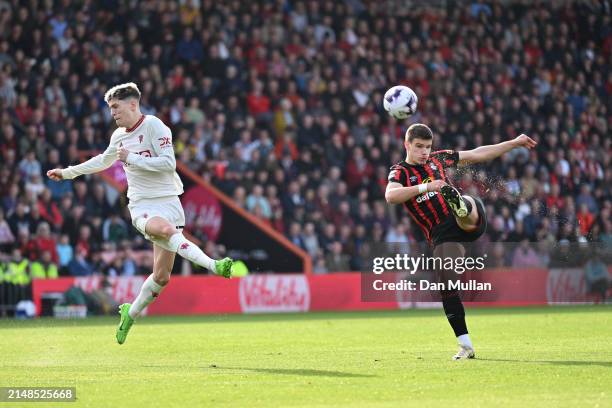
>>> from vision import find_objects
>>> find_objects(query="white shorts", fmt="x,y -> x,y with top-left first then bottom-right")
128,196 -> 186,241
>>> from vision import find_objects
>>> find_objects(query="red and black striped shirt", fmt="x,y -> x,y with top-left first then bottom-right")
387,150 -> 460,242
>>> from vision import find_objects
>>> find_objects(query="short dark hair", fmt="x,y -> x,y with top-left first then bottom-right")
104,82 -> 141,103
406,123 -> 433,143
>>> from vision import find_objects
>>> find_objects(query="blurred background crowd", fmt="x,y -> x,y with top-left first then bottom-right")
0,0 -> 610,280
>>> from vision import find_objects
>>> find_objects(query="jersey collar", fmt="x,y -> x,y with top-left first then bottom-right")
402,159 -> 426,168
126,115 -> 145,132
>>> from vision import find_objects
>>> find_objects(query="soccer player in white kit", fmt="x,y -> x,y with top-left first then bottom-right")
47,83 -> 234,344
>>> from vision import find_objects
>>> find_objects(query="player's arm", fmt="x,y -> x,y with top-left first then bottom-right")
47,143 -> 117,181
119,124 -> 176,172
458,134 -> 537,166
385,181 -> 445,204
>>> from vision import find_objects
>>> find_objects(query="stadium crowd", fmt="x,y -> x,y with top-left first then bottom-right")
0,0 -> 610,280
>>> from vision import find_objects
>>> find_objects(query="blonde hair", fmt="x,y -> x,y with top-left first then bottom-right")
104,82 -> 141,103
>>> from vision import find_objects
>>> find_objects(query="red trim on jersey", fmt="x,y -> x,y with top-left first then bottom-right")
398,167 -> 430,241
404,202 -> 431,242
425,157 -> 449,216
430,156 -> 448,180
405,168 -> 434,231
409,166 -> 439,225
126,115 -> 145,132
431,149 -> 454,156
398,166 -> 411,186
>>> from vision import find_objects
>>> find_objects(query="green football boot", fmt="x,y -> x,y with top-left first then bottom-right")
116,303 -> 134,345
440,185 -> 469,218
214,257 -> 234,278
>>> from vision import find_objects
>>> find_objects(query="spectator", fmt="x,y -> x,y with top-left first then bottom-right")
25,173 -> 46,200
577,203 -> 595,237
30,250 -> 58,279
523,201 -> 542,239
507,220 -> 527,242
288,222 -> 305,250
246,184 -> 272,219
247,80 -> 271,119
17,150 -> 41,182
325,242 -> 350,272
385,224 -> 410,244
313,253 -> 328,275
6,248 -> 30,285
345,146 -> 374,191
30,222 -> 59,264
176,27 -> 204,64
0,70 -> 16,106
301,222 -> 320,257
56,234 -> 73,271
584,254 -> 610,302
511,240 -> 543,268
576,184 -> 599,215
75,224 -> 92,257
37,188 -> 63,230
102,214 -> 129,244
232,186 -> 247,209
0,208 -> 15,252
67,247 -> 94,276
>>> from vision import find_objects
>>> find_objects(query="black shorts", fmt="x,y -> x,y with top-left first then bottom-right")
431,196 -> 487,247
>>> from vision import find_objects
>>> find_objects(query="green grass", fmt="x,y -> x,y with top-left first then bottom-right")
1,306 -> 611,407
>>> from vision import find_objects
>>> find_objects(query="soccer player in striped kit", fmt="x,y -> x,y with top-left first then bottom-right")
47,83 -> 234,344
386,123 -> 536,359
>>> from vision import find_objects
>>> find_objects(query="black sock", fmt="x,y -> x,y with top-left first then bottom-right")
442,291 -> 468,337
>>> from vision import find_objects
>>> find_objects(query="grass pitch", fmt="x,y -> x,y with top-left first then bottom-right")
1,306 -> 611,407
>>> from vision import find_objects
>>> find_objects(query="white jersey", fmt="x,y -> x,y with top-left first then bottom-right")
61,115 -> 184,202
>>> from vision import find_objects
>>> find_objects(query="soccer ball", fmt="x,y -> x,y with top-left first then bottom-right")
383,85 -> 418,120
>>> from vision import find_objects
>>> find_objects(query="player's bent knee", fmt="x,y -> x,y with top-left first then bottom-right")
151,225 -> 177,241
159,225 -> 176,240
153,272 -> 170,286
144,217 -> 177,240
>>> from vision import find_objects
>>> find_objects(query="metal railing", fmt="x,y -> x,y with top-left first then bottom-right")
0,283 -> 32,317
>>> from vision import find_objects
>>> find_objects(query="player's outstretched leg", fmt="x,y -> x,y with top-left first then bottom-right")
138,216 -> 234,278
164,234 -> 233,277
116,272 -> 167,344
440,185 -> 469,218
434,242 -> 475,360
117,244 -> 179,344
162,233 -> 233,277
441,290 -> 476,360
440,185 -> 483,233
116,303 -> 134,344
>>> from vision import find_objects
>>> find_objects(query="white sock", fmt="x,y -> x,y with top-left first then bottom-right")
458,334 -> 473,349
129,274 -> 166,318
167,233 -> 216,272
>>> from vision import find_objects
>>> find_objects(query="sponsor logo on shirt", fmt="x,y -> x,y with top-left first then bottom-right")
158,137 -> 172,148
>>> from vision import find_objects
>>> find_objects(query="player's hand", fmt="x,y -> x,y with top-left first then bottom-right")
427,180 -> 447,192
514,134 -> 537,149
117,147 -> 130,163
46,168 -> 64,181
